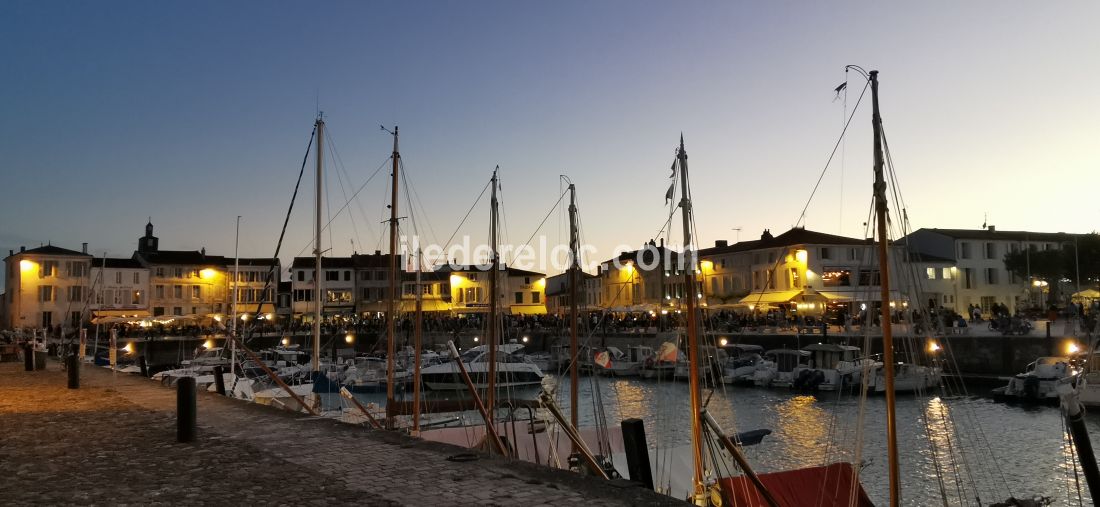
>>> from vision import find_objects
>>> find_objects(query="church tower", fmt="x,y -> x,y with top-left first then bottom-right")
139,219 -> 159,253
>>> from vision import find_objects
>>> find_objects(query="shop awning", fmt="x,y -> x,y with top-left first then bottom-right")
509,305 -> 547,315
816,291 -> 853,301
398,299 -> 452,312
92,309 -> 151,319
738,290 -> 801,305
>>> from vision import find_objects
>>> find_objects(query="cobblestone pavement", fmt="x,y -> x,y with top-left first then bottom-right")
0,361 -> 682,506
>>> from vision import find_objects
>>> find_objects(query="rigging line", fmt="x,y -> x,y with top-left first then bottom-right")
512,189 -> 569,269
792,78 -> 871,230
327,128 -> 379,246
291,155 -> 392,259
326,133 -> 363,253
424,177 -> 493,268
399,157 -> 443,254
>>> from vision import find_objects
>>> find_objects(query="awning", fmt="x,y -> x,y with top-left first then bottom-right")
398,299 -> 452,312
738,290 -> 801,305
92,309 -> 151,319
816,291 -> 852,301
509,305 -> 547,315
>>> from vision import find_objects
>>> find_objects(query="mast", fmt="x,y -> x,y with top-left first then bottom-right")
231,215 -> 240,376
385,126 -> 400,428
486,168 -> 499,422
312,115 -> 324,373
567,183 -> 580,446
677,135 -> 705,503
412,247 -> 423,434
870,70 -> 901,506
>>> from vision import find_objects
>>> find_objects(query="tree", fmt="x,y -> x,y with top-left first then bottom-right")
1003,233 -> 1100,306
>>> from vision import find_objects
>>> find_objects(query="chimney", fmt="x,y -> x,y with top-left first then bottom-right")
375,250 -> 381,256
761,229 -> 773,240
988,225 -> 996,232
659,238 -> 665,248
715,240 -> 728,248
8,250 -> 12,257
201,247 -> 206,257
82,242 -> 88,254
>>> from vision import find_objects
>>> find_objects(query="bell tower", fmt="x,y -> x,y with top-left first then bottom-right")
139,219 -> 159,253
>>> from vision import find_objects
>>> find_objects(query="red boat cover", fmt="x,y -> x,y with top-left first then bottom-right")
717,462 -> 874,507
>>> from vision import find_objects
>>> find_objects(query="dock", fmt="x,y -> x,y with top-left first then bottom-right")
0,360 -> 681,506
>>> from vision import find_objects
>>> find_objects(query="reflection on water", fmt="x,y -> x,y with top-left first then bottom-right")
347,374 -> 1092,506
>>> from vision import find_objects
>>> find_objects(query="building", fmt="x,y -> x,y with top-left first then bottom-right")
442,264 -> 546,315
290,257 -> 357,320
353,251 -> 397,315
544,270 -> 598,315
3,244 -> 93,331
133,222 -> 230,318
597,239 -> 689,311
698,228 -> 908,315
902,227 -> 1085,314
88,257 -> 150,321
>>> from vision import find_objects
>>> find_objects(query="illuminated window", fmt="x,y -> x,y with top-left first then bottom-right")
822,269 -> 851,287
191,286 -> 201,299
39,286 -> 55,302
942,268 -> 953,280
926,268 -> 936,280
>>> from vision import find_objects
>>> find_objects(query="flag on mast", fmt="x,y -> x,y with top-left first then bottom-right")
595,350 -> 611,369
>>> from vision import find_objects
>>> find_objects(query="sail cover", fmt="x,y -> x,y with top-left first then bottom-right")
717,462 -> 873,507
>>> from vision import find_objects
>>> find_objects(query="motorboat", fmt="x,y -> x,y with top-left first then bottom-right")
599,345 -> 654,377
993,356 -> 1074,403
752,349 -> 810,388
720,344 -> 765,385
871,362 -> 942,393
420,343 -> 544,390
674,345 -> 727,384
640,342 -> 681,380
792,343 -> 873,392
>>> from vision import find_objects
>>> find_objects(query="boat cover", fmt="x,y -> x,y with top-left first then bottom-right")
718,462 -> 873,507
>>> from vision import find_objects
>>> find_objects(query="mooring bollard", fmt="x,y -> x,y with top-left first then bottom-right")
177,377 -> 197,443
67,355 -> 80,389
23,343 -> 34,372
213,365 -> 226,396
139,355 -> 149,377
621,418 -> 654,490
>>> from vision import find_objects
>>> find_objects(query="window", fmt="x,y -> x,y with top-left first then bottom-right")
467,272 -> 478,281
173,285 -> 183,299
344,271 -> 351,281
173,268 -> 183,278
326,290 -> 352,303
531,292 -> 540,304
981,296 -> 997,313
848,248 -> 862,261
70,262 -> 86,277
39,285 -> 55,302
326,271 -> 339,281
819,247 -> 832,260
41,311 -> 53,327
361,288 -> 370,300
822,269 -> 851,287
68,286 -> 84,302
360,271 -> 369,281
858,270 -> 881,286
789,268 -> 801,289
113,290 -> 122,305
720,259 -> 727,269
41,261 -> 57,278
984,268 -> 998,285
71,311 -> 82,327
95,290 -> 104,304
711,277 -> 719,293
984,242 -> 996,259
191,286 -> 201,299
959,242 -> 971,259
926,268 -> 936,280
190,269 -> 199,278
133,272 -> 140,284
132,290 -> 142,305
297,270 -> 305,282
768,269 -> 776,289
515,292 -> 523,304
153,307 -> 165,316
155,285 -> 164,298
156,267 -> 165,277
173,307 -> 183,316
963,268 -> 975,289
767,252 -> 776,264
942,268 -> 953,280
104,289 -> 114,305
523,277 -> 531,285
116,272 -> 122,284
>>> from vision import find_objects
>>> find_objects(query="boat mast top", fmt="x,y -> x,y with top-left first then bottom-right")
677,134 -> 706,504
312,114 -> 324,372
385,126 -> 400,428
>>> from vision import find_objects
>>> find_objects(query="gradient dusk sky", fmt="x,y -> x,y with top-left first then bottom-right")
2,1 -> 1098,280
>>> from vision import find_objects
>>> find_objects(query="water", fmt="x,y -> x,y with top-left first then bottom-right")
345,376 -> 1095,506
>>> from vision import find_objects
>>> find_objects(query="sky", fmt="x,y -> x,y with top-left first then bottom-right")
2,1 -> 1098,282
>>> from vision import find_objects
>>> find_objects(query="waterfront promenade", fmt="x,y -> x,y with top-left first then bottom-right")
0,361 -> 680,506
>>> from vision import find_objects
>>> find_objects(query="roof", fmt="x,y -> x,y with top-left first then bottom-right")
602,243 -> 683,267
234,258 -> 280,267
6,245 -> 91,259
699,227 -> 872,256
903,251 -> 955,264
432,264 -> 545,278
290,256 -> 357,269
101,258 -> 143,269
910,228 -> 1084,243
135,250 -> 227,266
352,252 -> 399,268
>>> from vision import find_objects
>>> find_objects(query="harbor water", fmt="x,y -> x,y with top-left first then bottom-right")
346,375 -> 1093,506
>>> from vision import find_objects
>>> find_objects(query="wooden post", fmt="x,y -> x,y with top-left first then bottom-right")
66,354 -> 80,389
621,418 -> 654,489
177,377 -> 197,443
213,365 -> 226,396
